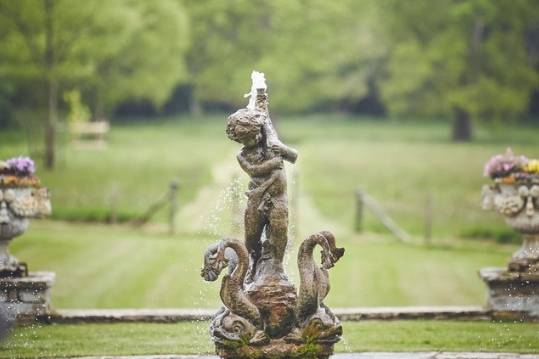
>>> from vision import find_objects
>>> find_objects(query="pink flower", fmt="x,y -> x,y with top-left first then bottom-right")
483,148 -> 528,179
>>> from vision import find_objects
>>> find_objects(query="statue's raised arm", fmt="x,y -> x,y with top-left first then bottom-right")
245,71 -> 298,164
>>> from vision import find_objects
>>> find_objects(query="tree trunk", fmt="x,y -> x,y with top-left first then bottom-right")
452,108 -> 472,142
43,0 -> 56,169
189,90 -> 203,117
44,78 -> 57,169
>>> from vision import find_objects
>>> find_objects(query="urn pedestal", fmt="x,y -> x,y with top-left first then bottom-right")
481,183 -> 539,315
0,272 -> 55,320
479,267 -> 539,315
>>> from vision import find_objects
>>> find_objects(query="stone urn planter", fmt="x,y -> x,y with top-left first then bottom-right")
481,149 -> 539,315
0,157 -> 54,319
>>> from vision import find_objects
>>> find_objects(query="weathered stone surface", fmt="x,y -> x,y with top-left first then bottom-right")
201,72 -> 344,358
334,306 -> 491,321
481,181 -> 539,314
216,338 -> 335,359
0,271 -> 54,318
48,308 -> 216,323
245,276 -> 297,337
45,305 -> 539,324
0,182 -> 51,276
479,267 -> 539,315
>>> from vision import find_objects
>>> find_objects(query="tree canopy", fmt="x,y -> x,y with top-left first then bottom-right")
379,0 -> 539,139
1,0 -> 538,166
0,0 -> 189,168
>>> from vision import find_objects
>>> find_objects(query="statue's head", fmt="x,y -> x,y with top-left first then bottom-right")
226,109 -> 266,147
315,231 -> 345,270
301,307 -> 342,344
201,242 -> 229,282
321,246 -> 345,270
211,309 -> 259,346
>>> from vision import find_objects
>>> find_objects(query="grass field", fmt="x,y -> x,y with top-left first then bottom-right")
278,116 -> 539,240
0,118 -> 235,222
1,116 -> 536,307
13,220 -> 512,308
1,321 -> 537,357
2,116 -> 537,238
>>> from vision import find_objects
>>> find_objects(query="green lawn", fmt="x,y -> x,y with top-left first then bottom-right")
0,117 -> 235,222
13,220 -> 512,308
1,117 -> 535,307
1,116 -> 538,240
1,321 -> 537,357
278,116 -> 539,240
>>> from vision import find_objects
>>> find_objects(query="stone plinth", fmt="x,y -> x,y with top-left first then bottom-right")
479,267 -> 539,315
215,338 -> 335,359
0,271 -> 54,319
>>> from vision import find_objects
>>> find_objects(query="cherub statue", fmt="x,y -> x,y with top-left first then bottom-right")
226,76 -> 297,281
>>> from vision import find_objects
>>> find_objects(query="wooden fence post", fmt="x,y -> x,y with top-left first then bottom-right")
355,186 -> 412,243
355,188 -> 365,233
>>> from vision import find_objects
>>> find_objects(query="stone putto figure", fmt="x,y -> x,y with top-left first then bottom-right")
202,72 -> 344,359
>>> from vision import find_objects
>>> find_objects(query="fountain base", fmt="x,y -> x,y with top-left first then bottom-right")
215,338 -> 336,359
246,274 -> 297,338
479,267 -> 539,315
0,271 -> 54,320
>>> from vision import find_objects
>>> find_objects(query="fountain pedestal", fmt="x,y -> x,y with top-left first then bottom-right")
201,72 -> 344,358
215,338 -> 336,359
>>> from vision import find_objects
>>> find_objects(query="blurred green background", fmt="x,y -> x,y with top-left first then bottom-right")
0,0 -> 539,309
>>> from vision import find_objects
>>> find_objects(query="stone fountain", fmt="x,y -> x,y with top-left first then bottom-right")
201,72 -> 345,359
0,157 -> 54,319
481,149 -> 539,315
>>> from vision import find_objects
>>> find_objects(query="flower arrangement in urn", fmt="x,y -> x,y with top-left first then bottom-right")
0,157 -> 51,277
483,148 -> 539,185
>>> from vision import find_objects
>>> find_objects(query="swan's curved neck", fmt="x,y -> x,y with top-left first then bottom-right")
298,233 -> 326,262
223,238 -> 249,282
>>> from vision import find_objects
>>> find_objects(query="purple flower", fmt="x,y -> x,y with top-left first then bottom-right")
483,148 -> 528,179
6,156 -> 36,176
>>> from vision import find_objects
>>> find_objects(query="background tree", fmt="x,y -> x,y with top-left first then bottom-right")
257,0 -> 384,113
88,0 -> 189,119
0,0 -> 189,168
183,0 -> 383,114
379,0 -> 539,141
183,0 -> 273,115
0,0 -> 128,168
